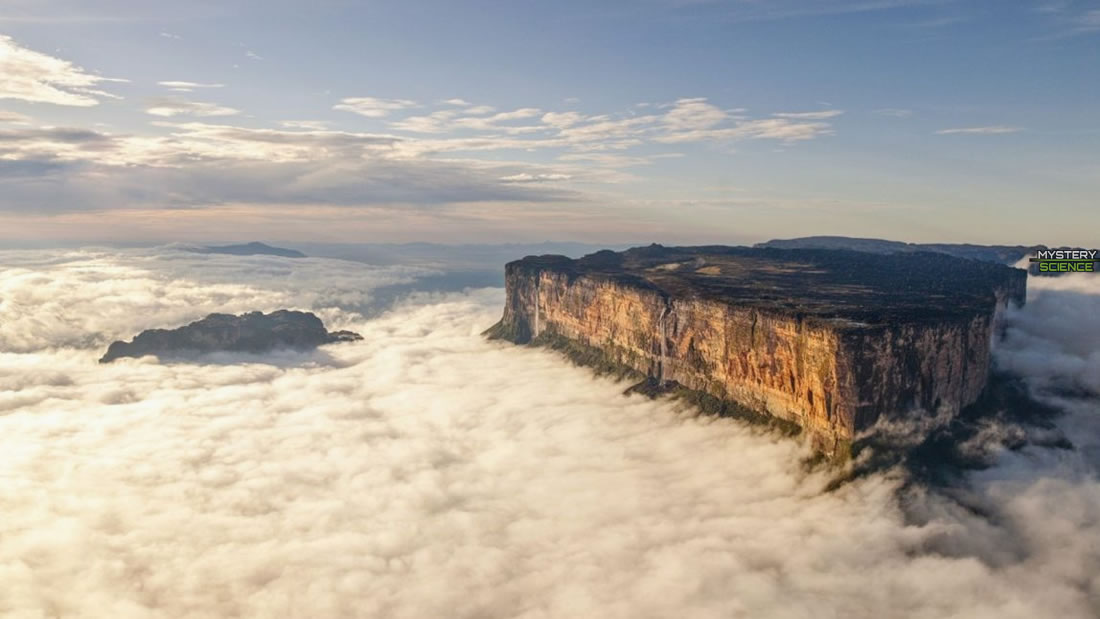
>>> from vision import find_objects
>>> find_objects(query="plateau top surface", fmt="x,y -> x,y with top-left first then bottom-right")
509,245 -> 1025,327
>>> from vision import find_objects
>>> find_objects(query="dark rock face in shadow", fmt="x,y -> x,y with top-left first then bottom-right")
100,310 -> 361,363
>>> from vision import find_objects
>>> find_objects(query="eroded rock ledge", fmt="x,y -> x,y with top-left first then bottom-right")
486,245 -> 1027,457
100,310 -> 361,363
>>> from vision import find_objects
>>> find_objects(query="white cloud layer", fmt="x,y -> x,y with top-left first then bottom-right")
998,270 -> 1100,398
0,35 -> 124,106
0,249 -> 428,352
0,250 -> 1097,618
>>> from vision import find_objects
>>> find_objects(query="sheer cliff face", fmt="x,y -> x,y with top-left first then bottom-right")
489,247 -> 1027,455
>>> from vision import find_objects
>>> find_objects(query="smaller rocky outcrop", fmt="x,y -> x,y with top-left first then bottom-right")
100,310 -> 361,363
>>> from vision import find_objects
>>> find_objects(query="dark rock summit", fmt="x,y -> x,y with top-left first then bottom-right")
100,310 -> 361,363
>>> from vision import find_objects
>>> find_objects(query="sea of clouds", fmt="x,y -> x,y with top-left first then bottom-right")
0,248 -> 1097,618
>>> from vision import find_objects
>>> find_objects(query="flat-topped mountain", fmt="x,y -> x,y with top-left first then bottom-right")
188,242 -> 306,258
100,310 -> 361,363
487,244 -> 1027,457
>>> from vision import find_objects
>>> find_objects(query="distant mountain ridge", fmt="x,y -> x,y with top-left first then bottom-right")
188,242 -> 306,258
755,236 -> 1044,265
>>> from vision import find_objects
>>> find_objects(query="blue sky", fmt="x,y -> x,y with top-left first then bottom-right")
0,0 -> 1097,245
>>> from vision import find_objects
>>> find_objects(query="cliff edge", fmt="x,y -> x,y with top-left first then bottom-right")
486,245 -> 1027,457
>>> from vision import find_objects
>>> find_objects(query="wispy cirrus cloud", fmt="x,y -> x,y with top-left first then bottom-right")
1072,8 -> 1100,32
773,110 -> 845,120
0,109 -> 31,123
389,110 -> 460,134
499,172 -> 572,183
935,125 -> 1022,135
655,99 -> 837,143
390,107 -> 546,135
541,111 -> 587,128
157,81 -> 224,92
452,107 -> 543,132
0,34 -> 125,106
279,120 -> 330,130
334,96 -> 418,118
557,152 -> 684,168
145,97 -> 240,117
387,97 -> 838,152
655,118 -> 836,144
661,0 -> 956,24
905,15 -> 968,28
1031,2 -> 1100,38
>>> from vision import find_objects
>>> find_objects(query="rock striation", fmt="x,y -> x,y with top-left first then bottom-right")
486,245 -> 1027,457
100,310 -> 361,363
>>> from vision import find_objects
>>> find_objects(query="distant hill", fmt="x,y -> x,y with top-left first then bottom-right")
292,241 -> 635,270
189,242 -> 306,258
755,236 -> 1043,266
